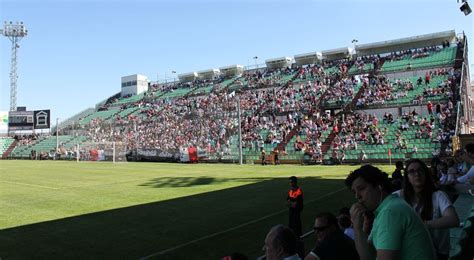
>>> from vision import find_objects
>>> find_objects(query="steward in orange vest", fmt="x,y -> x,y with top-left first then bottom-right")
287,176 -> 303,237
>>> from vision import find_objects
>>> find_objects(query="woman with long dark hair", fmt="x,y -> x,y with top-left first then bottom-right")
394,159 -> 459,260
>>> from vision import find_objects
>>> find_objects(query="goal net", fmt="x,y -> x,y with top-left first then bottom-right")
76,141 -> 128,163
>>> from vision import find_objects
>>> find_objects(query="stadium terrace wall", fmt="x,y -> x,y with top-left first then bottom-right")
383,67 -> 453,80
356,104 -> 445,117
458,36 -> 473,134
126,148 -> 180,162
52,107 -> 95,133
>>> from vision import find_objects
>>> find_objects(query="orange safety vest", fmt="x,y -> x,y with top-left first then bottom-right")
288,187 -> 303,199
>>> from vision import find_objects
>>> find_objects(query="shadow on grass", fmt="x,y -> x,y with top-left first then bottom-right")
138,176 -> 276,188
0,177 -> 351,260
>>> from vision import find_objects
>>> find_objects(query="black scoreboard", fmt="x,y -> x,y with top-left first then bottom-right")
8,111 -> 34,130
9,109 -> 50,130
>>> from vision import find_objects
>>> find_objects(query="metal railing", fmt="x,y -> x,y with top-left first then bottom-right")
51,107 -> 95,134
455,34 -> 470,135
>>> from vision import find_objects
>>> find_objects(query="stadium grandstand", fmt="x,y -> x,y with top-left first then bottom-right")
3,30 -> 472,165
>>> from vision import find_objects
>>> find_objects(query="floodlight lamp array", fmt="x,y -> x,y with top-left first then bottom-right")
2,21 -> 28,37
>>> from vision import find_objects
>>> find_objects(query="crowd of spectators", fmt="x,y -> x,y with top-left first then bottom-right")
294,113 -> 334,162
434,143 -> 474,195
76,60 -> 351,160
327,95 -> 457,162
232,67 -> 298,90
355,68 -> 456,109
14,134 -> 40,146
253,145 -> 474,259
356,76 -> 410,107
84,91 -> 238,157
54,43 -> 460,165
331,113 -> 386,150
321,76 -> 359,107
383,41 -> 451,63
352,54 -> 381,74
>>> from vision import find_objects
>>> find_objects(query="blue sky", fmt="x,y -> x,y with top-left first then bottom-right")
0,0 -> 472,123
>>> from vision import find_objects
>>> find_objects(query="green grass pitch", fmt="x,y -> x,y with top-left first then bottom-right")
0,160 -> 395,259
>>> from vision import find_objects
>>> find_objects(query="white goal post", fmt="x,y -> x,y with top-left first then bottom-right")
76,141 -> 128,163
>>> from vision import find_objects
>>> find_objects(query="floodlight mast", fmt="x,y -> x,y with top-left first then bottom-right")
1,21 -> 28,111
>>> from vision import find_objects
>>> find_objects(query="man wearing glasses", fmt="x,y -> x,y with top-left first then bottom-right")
304,212 -> 359,260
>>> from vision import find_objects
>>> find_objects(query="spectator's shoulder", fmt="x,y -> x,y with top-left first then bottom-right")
392,189 -> 402,197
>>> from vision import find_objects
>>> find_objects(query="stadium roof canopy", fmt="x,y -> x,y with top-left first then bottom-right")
178,72 -> 198,83
198,69 -> 220,80
294,51 -> 323,66
355,30 -> 456,56
219,65 -> 244,77
265,56 -> 293,69
321,47 -> 351,61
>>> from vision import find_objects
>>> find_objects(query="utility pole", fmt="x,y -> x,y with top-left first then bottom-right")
237,98 -> 243,165
56,118 -> 59,159
351,39 -> 358,59
253,56 -> 259,70
172,70 -> 177,85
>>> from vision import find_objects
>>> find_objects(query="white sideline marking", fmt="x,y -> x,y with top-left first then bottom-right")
0,180 -> 59,190
1,178 -> 149,190
140,187 -> 346,259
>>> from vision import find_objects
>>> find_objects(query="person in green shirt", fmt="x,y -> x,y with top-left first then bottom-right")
345,165 -> 435,260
